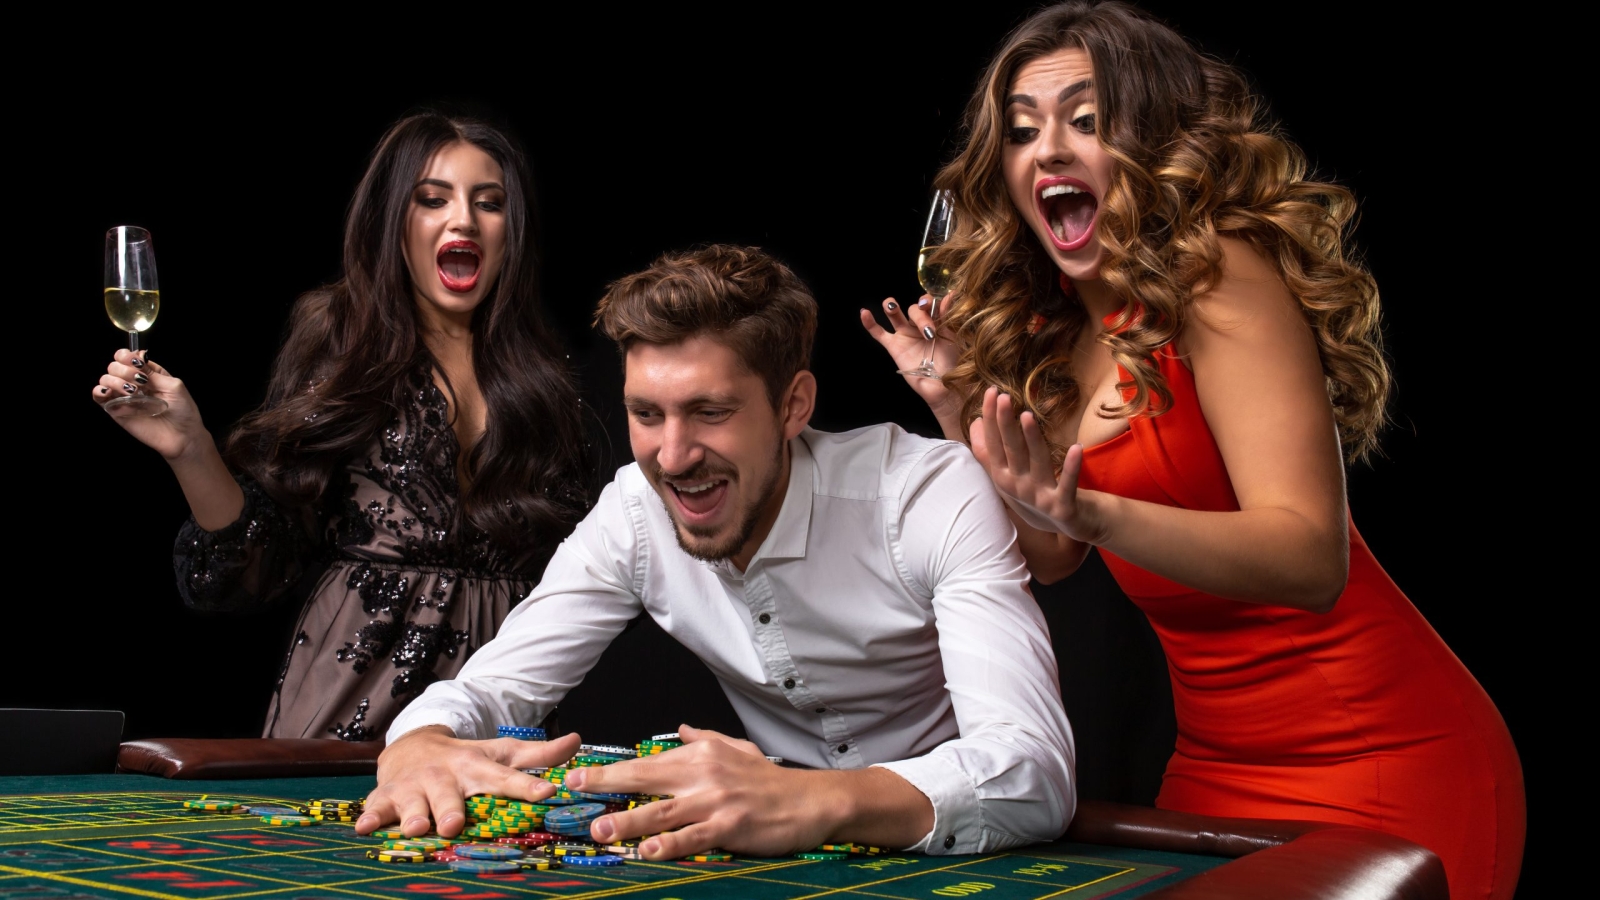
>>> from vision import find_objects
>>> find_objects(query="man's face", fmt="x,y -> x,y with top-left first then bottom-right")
624,335 -> 807,569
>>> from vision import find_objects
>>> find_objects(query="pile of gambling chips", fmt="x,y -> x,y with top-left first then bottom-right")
360,728 -> 892,869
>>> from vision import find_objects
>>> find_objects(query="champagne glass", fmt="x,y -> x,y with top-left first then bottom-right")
103,226 -> 167,415
898,189 -> 955,378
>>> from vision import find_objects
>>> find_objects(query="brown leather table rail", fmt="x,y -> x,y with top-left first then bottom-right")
1067,799 -> 1447,900
115,738 -> 383,780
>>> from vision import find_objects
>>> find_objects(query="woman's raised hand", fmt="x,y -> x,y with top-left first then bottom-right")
859,296 -> 963,424
970,386 -> 1106,544
92,350 -> 210,461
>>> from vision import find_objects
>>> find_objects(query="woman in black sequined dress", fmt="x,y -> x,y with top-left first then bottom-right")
92,113 -> 592,741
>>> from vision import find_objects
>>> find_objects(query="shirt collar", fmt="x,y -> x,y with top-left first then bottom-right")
726,431 -> 814,573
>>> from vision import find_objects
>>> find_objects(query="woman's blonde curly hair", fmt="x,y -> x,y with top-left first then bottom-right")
932,0 -> 1390,463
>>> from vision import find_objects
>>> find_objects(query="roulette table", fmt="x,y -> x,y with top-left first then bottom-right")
0,739 -> 1444,899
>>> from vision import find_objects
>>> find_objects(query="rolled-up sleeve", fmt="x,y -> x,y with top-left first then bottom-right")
386,477 -> 648,742
874,444 -> 1076,854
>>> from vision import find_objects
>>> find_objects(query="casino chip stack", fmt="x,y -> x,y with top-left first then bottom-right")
797,842 -> 889,860
462,794 -> 550,838
636,734 -> 683,756
497,724 -> 546,741
300,799 -> 363,823
543,803 -> 607,837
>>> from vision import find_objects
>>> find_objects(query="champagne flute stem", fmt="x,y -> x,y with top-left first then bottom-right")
128,331 -> 139,353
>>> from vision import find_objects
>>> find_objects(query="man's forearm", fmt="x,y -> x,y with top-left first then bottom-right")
806,766 -> 934,850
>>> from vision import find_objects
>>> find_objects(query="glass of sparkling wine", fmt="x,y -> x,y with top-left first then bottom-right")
103,225 -> 167,415
897,189 -> 955,379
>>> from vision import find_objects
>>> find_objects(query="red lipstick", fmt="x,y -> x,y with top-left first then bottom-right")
437,240 -> 482,293
1034,176 -> 1098,252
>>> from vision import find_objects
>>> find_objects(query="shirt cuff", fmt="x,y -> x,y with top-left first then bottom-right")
385,704 -> 482,744
873,753 -> 980,855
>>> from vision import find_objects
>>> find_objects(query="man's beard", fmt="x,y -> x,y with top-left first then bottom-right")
657,438 -> 786,563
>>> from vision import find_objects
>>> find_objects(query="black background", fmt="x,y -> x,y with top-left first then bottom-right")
14,2 -> 1545,891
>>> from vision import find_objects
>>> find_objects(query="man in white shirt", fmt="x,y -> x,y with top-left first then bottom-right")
361,244 -> 1075,859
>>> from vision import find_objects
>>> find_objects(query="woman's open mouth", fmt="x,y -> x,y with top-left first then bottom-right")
437,240 -> 482,293
1036,177 -> 1098,251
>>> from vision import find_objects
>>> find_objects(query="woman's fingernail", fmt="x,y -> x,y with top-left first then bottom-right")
130,357 -> 145,368
99,387 -> 109,395
592,818 -> 614,841
922,326 -> 936,341
886,301 -> 898,311
134,373 -> 148,384
565,770 -> 586,789
918,297 -> 930,308
123,383 -> 136,393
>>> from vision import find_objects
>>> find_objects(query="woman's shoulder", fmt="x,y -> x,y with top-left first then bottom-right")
1181,237 -> 1306,351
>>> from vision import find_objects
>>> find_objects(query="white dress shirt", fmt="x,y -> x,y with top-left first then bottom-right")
388,423 -> 1076,854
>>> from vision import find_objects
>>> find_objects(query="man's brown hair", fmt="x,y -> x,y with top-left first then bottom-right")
594,244 -> 818,406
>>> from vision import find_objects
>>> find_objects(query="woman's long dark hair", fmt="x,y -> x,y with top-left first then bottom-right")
226,112 -> 589,561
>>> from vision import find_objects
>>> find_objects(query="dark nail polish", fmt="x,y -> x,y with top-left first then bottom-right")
99,387 -> 108,395
134,373 -> 148,384
922,326 -> 936,340
886,301 -> 898,311
123,383 -> 136,393
130,356 -> 145,368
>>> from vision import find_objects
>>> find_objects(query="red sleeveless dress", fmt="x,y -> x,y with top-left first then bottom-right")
1074,341 -> 1526,900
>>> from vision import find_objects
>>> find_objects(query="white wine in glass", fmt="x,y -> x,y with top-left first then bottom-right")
899,189 -> 956,378
104,225 -> 167,415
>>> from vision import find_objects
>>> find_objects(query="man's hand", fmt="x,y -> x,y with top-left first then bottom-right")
565,724 -> 933,860
357,727 -> 581,838
564,725 -> 825,859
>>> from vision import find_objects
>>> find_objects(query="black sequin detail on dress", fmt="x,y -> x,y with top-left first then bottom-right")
173,367 -> 547,741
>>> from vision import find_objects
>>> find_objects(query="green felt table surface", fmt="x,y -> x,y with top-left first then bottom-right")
0,775 -> 1227,899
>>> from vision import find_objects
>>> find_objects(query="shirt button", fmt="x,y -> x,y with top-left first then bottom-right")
943,835 -> 956,849
783,678 -> 796,689
837,743 -> 849,754
758,613 -> 770,624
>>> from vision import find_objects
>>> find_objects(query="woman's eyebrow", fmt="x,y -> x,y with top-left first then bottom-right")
472,182 -> 505,192
1058,79 -> 1092,103
1004,79 -> 1092,109
416,178 -> 453,189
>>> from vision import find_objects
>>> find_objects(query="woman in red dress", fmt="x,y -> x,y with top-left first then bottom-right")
862,3 -> 1524,897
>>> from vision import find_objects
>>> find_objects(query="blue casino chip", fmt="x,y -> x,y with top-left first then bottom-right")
565,853 -> 624,866
497,725 -> 546,741
449,859 -> 520,873
455,844 -> 525,860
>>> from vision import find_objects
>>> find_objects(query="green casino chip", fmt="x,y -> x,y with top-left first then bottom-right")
797,851 -> 849,860
182,799 -> 242,812
259,810 -> 312,826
